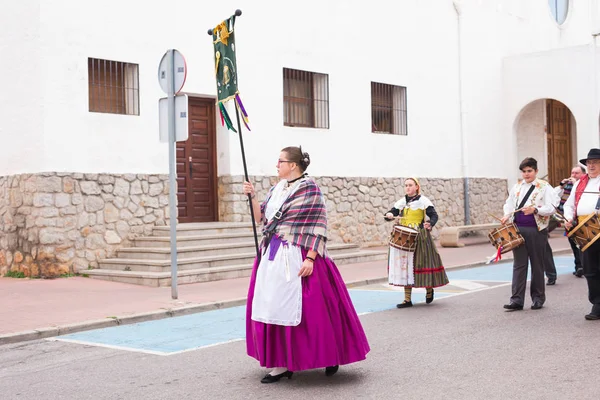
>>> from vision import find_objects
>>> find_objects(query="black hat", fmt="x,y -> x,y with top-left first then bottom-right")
580,148 -> 600,165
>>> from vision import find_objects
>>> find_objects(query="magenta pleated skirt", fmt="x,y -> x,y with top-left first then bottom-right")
246,250 -> 370,371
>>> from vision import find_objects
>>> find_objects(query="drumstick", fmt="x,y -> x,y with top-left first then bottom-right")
487,212 -> 503,223
509,207 -> 527,215
488,207 -> 529,223
552,206 -> 567,221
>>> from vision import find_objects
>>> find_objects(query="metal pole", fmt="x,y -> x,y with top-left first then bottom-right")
167,49 -> 178,299
453,1 -> 471,225
593,32 -> 599,146
233,103 -> 260,257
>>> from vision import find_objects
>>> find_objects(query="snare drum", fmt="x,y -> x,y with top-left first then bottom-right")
568,213 -> 600,252
488,223 -> 524,254
389,225 -> 419,252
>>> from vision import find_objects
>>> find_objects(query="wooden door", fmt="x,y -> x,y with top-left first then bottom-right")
546,99 -> 572,186
176,97 -> 218,222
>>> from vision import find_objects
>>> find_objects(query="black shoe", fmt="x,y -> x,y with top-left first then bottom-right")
503,303 -> 523,311
325,365 -> 339,376
575,268 -> 584,278
396,301 -> 413,308
261,370 -> 293,384
547,278 -> 556,285
584,313 -> 600,321
426,289 -> 434,304
531,301 -> 543,310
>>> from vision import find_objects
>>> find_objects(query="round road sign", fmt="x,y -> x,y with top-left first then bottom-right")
158,49 -> 187,94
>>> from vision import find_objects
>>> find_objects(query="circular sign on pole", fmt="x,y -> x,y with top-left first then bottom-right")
158,49 -> 187,94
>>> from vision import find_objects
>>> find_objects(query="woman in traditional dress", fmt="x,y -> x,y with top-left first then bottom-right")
242,146 -> 370,384
384,177 -> 449,308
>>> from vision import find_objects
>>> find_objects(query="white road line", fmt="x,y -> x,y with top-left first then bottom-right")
164,339 -> 245,355
356,282 -> 512,316
46,337 -> 170,356
432,282 -> 512,300
449,280 -> 490,290
46,337 -> 245,356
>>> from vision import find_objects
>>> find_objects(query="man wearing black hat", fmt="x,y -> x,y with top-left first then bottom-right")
564,148 -> 600,320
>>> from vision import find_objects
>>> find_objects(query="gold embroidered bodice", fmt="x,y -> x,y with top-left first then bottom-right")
400,207 -> 425,228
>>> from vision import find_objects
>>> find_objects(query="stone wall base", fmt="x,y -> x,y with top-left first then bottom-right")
0,173 -> 506,278
218,176 -> 507,246
0,173 -> 170,277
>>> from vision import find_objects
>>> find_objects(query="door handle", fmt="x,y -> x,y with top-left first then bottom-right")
188,156 -> 193,177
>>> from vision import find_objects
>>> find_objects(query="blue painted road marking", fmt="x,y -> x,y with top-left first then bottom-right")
447,256 -> 574,281
57,306 -> 246,355
53,255 -> 578,355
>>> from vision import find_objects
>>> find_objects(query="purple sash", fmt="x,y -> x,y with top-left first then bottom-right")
268,234 -> 288,261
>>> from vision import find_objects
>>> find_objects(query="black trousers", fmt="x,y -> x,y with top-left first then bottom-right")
544,241 -> 557,280
581,240 -> 600,312
510,227 -> 547,306
568,236 -> 583,271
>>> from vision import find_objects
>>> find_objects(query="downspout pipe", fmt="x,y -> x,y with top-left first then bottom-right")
453,0 -> 470,225
592,0 -> 600,146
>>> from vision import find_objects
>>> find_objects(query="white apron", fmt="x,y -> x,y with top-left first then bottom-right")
387,196 -> 431,286
251,179 -> 305,326
388,247 -> 415,286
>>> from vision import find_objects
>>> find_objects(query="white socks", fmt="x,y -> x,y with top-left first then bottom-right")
268,367 -> 288,376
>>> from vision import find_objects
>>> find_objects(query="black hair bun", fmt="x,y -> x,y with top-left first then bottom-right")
302,152 -> 310,168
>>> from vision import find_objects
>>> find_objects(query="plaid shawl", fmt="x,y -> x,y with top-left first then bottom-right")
260,178 -> 328,256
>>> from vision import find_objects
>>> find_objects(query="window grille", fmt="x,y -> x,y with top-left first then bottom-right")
283,68 -> 329,128
371,82 -> 407,135
88,58 -> 139,115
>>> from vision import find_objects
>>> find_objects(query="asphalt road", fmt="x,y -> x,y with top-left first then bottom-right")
1,260 -> 598,400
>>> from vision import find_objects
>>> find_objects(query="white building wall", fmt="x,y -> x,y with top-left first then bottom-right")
457,0 -> 599,182
0,1 -> 44,175
2,0 -> 464,178
514,99 -> 548,178
1,0 -> 599,181
244,0 -> 464,179
504,45 -> 597,182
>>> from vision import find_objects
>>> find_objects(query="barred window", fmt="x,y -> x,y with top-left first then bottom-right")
283,68 -> 329,128
371,82 -> 407,135
88,58 -> 139,115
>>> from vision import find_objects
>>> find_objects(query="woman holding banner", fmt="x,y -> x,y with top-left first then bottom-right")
242,146 -> 370,384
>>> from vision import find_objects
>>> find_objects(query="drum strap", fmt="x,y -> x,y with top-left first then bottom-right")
517,185 -> 536,210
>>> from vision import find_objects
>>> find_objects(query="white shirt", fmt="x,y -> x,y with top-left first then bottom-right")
563,176 -> 600,221
503,180 -> 557,217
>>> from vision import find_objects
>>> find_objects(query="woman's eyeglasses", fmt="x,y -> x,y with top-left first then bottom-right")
277,160 -> 293,166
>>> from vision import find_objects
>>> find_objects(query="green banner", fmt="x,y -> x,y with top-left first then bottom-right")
213,15 -> 238,103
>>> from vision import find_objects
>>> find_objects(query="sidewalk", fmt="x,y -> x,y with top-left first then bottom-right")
0,234 -> 572,345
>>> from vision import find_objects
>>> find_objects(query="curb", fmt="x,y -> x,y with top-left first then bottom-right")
0,247 -> 572,346
0,298 -> 247,346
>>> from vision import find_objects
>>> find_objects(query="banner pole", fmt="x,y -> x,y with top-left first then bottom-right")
234,103 -> 260,258
208,9 -> 259,256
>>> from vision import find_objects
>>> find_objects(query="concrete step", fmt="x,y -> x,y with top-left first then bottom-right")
152,222 -> 253,237
135,232 -> 257,247
84,249 -> 388,287
79,264 -> 254,288
101,245 -> 367,271
116,242 -> 360,261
